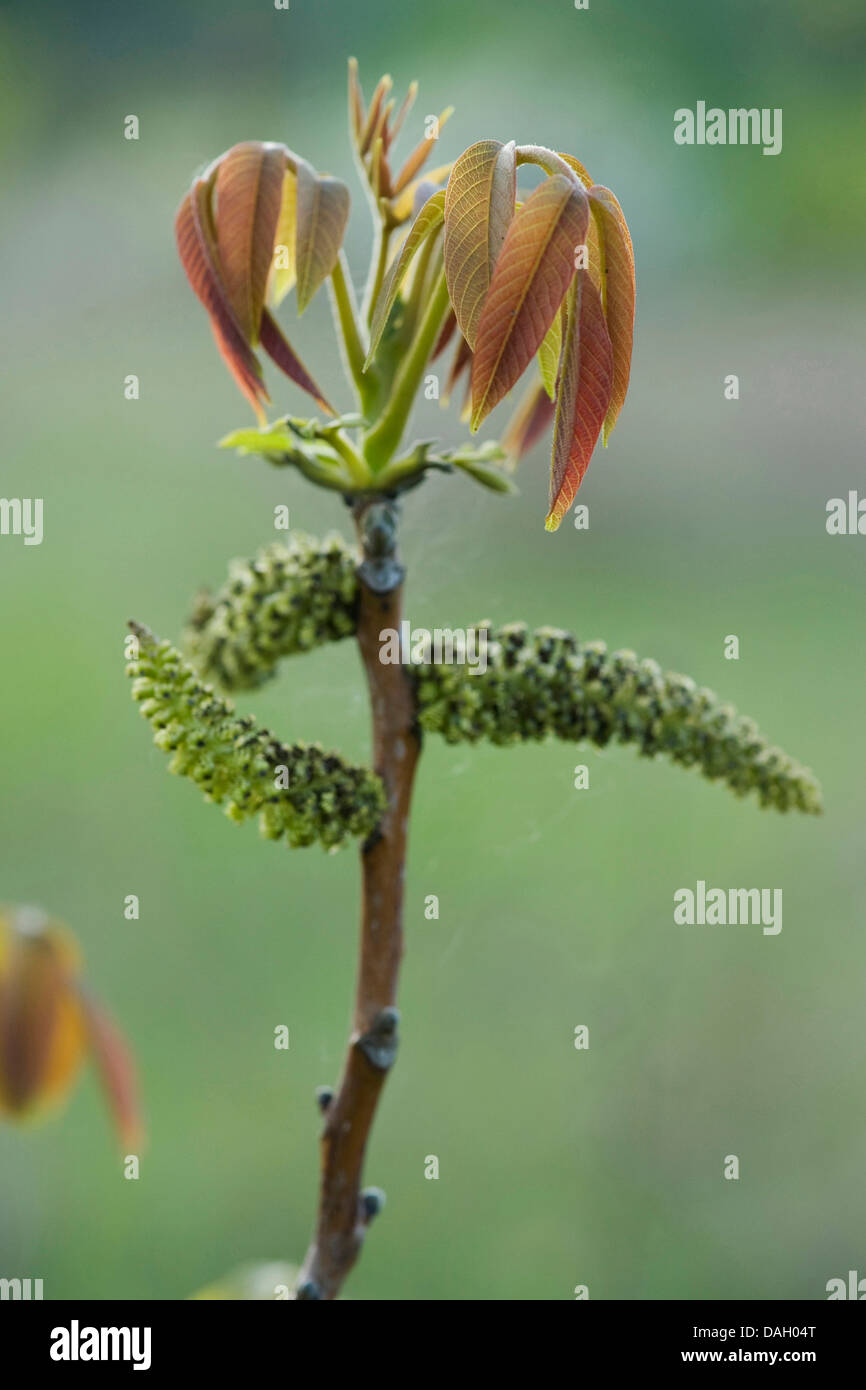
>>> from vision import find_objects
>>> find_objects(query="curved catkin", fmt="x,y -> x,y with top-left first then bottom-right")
127,626 -> 385,849
184,532 -> 360,691
411,623 -> 823,815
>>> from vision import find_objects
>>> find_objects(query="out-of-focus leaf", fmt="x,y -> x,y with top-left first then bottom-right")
501,380 -> 557,464
588,185 -> 635,443
392,108 -> 454,193
0,912 -> 86,1117
537,309 -> 563,399
175,177 -> 268,422
260,310 -> 334,414
294,159 -> 351,314
219,422 -> 300,456
445,441 -> 516,494
386,80 -> 418,150
432,307 -> 457,360
547,270 -> 613,531
443,334 -> 472,405
359,75 -> 392,157
366,190 -> 445,365
218,421 -> 351,488
348,57 -> 365,142
411,179 -> 438,219
471,174 -> 587,430
268,169 -> 298,308
391,163 -> 452,223
214,142 -> 286,343
79,989 -> 143,1150
369,134 -> 385,200
0,907 -> 141,1149
444,140 -> 516,351
368,100 -> 393,169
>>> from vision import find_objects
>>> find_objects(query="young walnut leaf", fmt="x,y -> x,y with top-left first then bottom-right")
392,107 -> 454,193
588,185 -> 635,444
390,163 -> 452,224
79,991 -> 143,1150
175,175 -> 269,421
366,189 -> 446,365
547,269 -> 613,530
214,142 -> 286,343
359,74 -> 393,157
294,158 -> 351,314
443,333 -> 472,406
176,147 -> 338,418
260,311 -> 335,416
470,173 -> 588,431
556,150 -> 594,189
347,57 -> 365,144
432,306 -> 458,359
0,908 -> 142,1148
444,140 -> 516,351
537,309 -> 563,400
502,380 -> 556,463
267,168 -> 298,308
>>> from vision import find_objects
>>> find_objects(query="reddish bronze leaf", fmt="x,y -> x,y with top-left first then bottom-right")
260,310 -> 334,416
360,74 -> 392,157
502,380 -> 556,464
432,307 -> 458,360
175,178 -> 268,421
588,185 -> 635,443
79,989 -> 143,1150
444,334 -> 473,405
444,140 -> 516,351
294,159 -> 351,314
214,142 -> 286,344
470,174 -> 587,430
547,269 -> 613,531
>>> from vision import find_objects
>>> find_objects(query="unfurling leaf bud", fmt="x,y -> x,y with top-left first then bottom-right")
184,533 -> 359,691
0,906 -> 141,1145
127,624 -> 386,849
412,624 -> 822,815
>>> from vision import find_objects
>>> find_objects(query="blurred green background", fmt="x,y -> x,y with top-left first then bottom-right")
1,0 -> 864,1301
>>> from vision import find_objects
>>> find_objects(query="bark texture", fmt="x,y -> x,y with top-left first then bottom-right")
296,500 -> 419,1300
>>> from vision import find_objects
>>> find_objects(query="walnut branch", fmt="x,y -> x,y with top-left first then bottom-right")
295,499 -> 419,1300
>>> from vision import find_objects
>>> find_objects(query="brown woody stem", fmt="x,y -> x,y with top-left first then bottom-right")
295,499 -> 419,1300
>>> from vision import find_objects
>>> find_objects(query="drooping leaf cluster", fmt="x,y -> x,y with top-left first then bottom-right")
0,907 -> 141,1145
174,63 -> 635,528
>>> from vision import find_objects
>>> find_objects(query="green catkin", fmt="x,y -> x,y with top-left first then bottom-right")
127,628 -> 385,849
184,533 -> 360,691
411,623 -> 823,815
